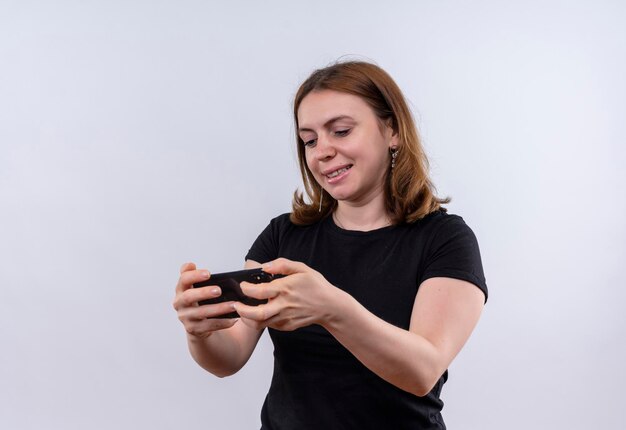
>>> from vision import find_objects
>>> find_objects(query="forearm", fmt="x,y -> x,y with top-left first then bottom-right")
321,290 -> 445,397
186,325 -> 257,378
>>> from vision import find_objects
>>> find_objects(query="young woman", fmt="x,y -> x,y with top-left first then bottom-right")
173,61 -> 488,429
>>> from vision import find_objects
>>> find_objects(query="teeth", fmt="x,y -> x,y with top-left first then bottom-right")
327,167 -> 349,178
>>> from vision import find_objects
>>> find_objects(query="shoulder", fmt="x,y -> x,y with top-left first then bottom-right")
268,212 -> 330,233
401,210 -> 473,240
254,212 -> 293,243
406,210 -> 475,238
268,212 -> 292,228
246,213 -> 293,263
396,210 -> 480,260
259,212 -> 315,243
413,210 -> 488,301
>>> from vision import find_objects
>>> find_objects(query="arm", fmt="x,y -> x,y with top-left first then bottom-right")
235,259 -> 484,396
323,276 -> 484,396
173,260 -> 265,377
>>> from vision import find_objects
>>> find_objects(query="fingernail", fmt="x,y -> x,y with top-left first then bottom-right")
231,303 -> 237,310
203,271 -> 210,278
263,262 -> 272,268
211,287 -> 220,295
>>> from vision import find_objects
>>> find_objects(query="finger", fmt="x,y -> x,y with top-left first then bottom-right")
176,269 -> 211,293
234,301 -> 280,322
262,258 -> 307,276
240,281 -> 280,300
180,262 -> 196,274
179,300 -> 236,320
200,301 -> 237,319
186,285 -> 222,305
173,285 -> 222,310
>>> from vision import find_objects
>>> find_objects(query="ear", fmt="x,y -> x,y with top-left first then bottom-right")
388,130 -> 399,150
382,118 -> 398,146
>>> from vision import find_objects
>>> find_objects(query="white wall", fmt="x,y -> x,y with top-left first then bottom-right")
1,1 -> 624,428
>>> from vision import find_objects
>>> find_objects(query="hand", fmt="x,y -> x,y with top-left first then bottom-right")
172,262 -> 239,338
234,258 -> 340,331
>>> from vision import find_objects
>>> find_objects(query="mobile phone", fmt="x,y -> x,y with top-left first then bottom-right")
192,268 -> 283,318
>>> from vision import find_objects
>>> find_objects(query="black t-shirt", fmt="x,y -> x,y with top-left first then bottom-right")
245,210 -> 487,430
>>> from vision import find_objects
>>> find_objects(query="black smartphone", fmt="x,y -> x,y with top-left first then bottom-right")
192,268 -> 283,318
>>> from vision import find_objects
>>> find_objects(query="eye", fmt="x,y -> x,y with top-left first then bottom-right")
334,129 -> 351,137
303,139 -> 317,148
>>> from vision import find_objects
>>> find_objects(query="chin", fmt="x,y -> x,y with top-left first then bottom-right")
327,191 -> 353,202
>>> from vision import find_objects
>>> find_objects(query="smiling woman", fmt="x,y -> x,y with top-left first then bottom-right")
173,60 -> 488,430
297,90 -> 394,217
291,61 -> 448,227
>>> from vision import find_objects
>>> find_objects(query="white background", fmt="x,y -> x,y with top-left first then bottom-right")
1,1 -> 625,429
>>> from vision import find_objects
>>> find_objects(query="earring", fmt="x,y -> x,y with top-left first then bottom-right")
319,189 -> 323,212
390,147 -> 398,169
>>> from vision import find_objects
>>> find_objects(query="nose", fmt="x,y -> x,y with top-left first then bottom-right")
314,133 -> 336,161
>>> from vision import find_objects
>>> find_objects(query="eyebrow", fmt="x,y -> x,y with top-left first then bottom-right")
298,115 -> 354,133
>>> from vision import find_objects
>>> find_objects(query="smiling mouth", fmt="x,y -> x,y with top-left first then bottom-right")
326,165 -> 352,178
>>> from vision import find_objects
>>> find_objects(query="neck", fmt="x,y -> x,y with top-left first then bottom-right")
334,195 -> 391,232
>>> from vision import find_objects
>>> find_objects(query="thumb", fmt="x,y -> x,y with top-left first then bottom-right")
180,262 -> 197,274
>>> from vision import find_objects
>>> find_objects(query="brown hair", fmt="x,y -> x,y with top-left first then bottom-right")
290,61 -> 449,226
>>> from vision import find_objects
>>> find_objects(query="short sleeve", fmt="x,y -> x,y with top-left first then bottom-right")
244,214 -> 287,264
419,215 -> 488,302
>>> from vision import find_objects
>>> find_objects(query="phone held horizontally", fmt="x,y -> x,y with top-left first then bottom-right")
192,268 -> 284,318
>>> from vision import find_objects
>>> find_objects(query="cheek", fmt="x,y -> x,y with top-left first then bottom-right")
304,152 -> 317,174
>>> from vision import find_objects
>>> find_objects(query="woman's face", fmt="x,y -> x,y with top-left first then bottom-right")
297,90 -> 397,206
